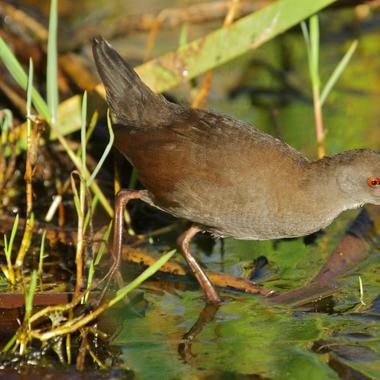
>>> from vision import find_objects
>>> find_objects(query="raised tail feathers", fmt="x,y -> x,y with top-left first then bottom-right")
92,37 -> 171,127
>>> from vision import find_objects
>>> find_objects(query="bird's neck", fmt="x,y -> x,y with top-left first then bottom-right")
306,155 -> 362,212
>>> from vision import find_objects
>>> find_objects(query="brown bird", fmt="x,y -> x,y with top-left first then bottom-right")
93,37 -> 380,304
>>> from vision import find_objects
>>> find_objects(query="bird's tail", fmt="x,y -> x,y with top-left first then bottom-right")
92,37 -> 172,127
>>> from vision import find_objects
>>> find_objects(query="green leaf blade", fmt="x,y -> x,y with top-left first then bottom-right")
47,0 -> 59,126
320,39 -> 358,106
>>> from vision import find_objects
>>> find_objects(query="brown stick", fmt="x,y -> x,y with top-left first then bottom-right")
122,245 -> 273,297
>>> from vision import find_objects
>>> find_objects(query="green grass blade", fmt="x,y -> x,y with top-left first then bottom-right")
83,195 -> 98,234
309,15 -> 320,87
94,221 -> 112,266
71,176 -> 82,219
47,0 -> 58,126
320,39 -> 358,106
2,334 -> 17,353
86,109 -> 114,187
0,38 -> 49,119
300,21 -> 310,51
111,249 -> 176,306
81,91 -> 87,177
8,214 -> 19,256
38,231 -> 46,275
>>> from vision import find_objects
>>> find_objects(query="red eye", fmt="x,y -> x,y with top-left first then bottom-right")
367,177 -> 380,188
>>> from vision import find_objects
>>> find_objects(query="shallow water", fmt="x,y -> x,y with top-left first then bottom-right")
110,219 -> 380,379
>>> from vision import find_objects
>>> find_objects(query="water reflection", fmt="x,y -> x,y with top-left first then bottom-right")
178,303 -> 220,363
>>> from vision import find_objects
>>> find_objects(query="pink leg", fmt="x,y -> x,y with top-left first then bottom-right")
177,225 -> 221,304
100,190 -> 142,297
111,190 -> 142,275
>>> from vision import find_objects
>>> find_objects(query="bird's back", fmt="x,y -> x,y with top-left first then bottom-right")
114,107 -> 311,238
